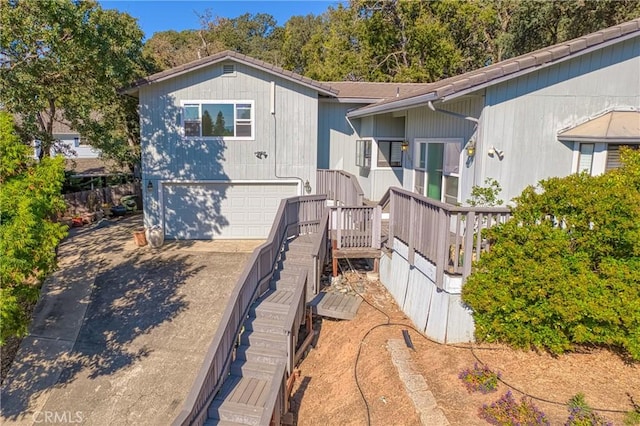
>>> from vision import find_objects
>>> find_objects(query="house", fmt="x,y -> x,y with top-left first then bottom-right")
127,21 -> 639,424
340,18 -> 640,205
125,19 -> 638,242
29,111 -> 102,160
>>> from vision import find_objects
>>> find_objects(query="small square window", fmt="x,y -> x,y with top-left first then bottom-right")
377,141 -> 403,167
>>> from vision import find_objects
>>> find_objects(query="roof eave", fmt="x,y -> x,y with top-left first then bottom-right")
349,30 -> 640,117
347,92 -> 438,118
557,136 -> 640,143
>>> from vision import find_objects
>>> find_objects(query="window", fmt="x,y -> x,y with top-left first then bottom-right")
377,140 -> 403,167
356,139 -> 372,168
414,140 -> 461,204
577,143 -> 594,174
182,101 -> 254,139
606,144 -> 639,171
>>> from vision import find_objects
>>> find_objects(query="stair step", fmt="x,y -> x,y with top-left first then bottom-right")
208,398 -> 264,426
244,316 -> 286,335
249,301 -> 290,321
230,359 -> 280,381
236,344 -> 287,365
240,330 -> 288,349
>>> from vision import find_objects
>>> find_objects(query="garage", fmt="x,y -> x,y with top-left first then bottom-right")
162,181 -> 299,239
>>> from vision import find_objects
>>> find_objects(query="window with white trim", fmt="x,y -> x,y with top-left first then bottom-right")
182,101 -> 254,139
414,140 -> 461,205
356,139 -> 372,168
577,143 -> 594,174
377,140 -> 403,167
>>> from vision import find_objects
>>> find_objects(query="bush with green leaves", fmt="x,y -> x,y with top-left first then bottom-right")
462,147 -> 640,360
0,112 -> 67,344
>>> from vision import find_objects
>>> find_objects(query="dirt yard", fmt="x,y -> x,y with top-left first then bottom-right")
291,270 -> 639,425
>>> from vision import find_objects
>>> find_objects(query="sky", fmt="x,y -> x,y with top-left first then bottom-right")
99,1 -> 345,40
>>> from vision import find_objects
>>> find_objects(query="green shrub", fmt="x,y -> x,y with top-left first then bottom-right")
462,148 -> 640,360
0,112 -> 67,344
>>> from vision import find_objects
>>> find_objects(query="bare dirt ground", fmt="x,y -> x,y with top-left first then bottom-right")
291,271 -> 639,425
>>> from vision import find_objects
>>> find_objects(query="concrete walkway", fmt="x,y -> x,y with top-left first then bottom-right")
1,216 -> 261,425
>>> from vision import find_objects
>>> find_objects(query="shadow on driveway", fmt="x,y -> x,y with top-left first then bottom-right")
1,216 -> 250,425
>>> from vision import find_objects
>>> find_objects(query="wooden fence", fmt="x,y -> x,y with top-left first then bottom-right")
63,183 -> 141,216
386,187 -> 511,287
172,195 -> 328,426
316,169 -> 365,206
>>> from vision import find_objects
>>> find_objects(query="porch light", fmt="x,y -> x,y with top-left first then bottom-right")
304,180 -> 312,194
401,141 -> 409,151
466,139 -> 476,157
147,180 -> 153,191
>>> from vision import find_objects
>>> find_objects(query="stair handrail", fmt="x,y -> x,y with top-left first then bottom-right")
173,195 -> 327,426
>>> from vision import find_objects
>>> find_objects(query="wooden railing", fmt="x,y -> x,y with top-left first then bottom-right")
331,206 -> 382,250
316,169 -> 365,206
173,195 -> 327,426
386,187 -> 511,287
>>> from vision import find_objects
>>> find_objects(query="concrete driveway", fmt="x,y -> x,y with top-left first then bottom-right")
1,215 -> 261,425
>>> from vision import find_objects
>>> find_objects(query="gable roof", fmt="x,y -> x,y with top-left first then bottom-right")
558,110 -> 640,143
348,18 -> 640,118
123,50 -> 338,97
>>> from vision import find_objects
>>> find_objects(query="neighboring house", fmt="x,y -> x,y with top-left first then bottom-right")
125,19 -> 639,241
30,111 -> 101,159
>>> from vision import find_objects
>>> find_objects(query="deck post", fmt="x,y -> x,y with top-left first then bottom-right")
408,197 -> 416,266
372,205 -> 381,250
332,239 -> 338,277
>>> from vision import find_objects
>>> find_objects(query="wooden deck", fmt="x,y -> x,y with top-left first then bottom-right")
310,291 -> 362,320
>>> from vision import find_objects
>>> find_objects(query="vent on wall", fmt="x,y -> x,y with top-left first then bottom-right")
222,64 -> 236,75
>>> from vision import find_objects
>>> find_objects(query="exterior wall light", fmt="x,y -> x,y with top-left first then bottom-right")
147,180 -> 153,191
466,139 -> 476,157
304,180 -> 312,194
401,141 -> 409,151
488,146 -> 504,160
254,151 -> 268,159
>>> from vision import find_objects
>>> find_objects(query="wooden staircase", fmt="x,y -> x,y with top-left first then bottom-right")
205,235 -> 316,426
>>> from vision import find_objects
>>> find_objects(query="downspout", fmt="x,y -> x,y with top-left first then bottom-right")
427,100 -> 479,124
271,81 -> 307,195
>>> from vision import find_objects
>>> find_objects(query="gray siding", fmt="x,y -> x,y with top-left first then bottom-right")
140,60 -> 320,226
321,105 -> 407,201
481,36 -> 640,202
404,96 -> 483,203
140,60 -> 318,183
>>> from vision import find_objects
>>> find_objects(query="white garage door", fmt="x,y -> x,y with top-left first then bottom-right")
162,182 -> 299,239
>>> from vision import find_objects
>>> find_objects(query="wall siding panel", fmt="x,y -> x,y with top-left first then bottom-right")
481,37 -> 640,201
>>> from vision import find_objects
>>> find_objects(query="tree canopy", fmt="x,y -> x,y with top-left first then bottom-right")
143,0 -> 640,82
0,0 -> 148,169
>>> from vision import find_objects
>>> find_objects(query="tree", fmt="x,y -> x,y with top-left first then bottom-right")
0,111 -> 67,344
202,110 -> 214,136
504,0 -> 640,58
462,148 -> 640,360
0,0 -> 148,169
213,111 -> 226,136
